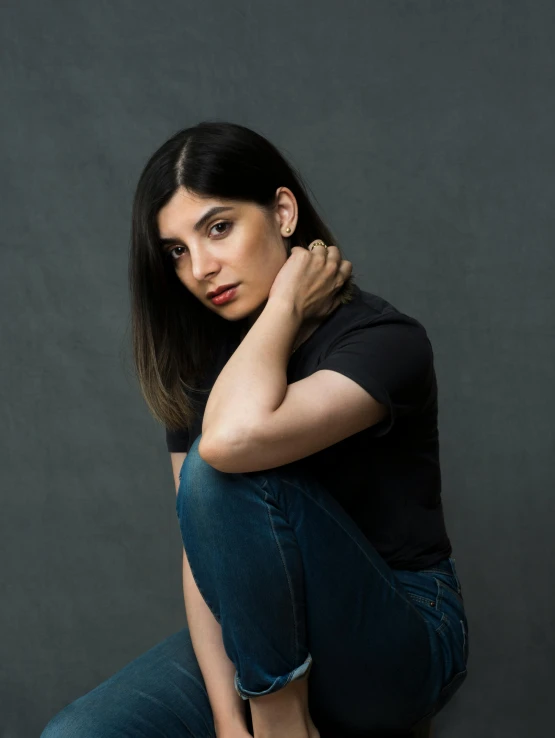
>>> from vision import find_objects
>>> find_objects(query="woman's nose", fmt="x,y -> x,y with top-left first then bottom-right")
190,250 -> 221,283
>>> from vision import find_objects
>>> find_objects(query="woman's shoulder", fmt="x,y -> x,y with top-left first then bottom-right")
332,283 -> 427,334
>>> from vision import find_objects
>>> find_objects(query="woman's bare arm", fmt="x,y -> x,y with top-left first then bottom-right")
171,452 -> 249,738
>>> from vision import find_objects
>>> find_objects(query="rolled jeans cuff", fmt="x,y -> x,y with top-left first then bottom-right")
234,653 -> 313,701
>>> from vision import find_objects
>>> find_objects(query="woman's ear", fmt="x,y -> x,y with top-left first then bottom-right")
274,186 -> 298,236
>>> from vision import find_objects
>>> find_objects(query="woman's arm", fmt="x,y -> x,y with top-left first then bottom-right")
171,452 -> 249,738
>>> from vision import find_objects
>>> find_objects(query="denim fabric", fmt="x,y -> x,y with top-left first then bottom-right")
41,434 -> 468,737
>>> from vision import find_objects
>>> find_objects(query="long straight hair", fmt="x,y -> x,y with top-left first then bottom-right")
129,121 -> 356,433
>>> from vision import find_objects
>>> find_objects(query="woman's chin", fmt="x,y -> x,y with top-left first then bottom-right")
206,292 -> 269,328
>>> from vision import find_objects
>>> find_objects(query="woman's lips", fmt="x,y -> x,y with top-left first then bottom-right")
210,285 -> 238,305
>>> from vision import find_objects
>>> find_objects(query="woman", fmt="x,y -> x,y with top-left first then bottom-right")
41,122 -> 469,738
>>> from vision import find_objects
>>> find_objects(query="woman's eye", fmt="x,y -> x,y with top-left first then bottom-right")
168,221 -> 232,261
210,220 -> 232,236
169,246 -> 187,260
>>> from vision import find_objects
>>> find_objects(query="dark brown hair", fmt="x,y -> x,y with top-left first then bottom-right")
129,121 -> 355,433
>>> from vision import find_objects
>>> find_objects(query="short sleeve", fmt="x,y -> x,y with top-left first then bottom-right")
316,314 -> 434,437
165,426 -> 190,453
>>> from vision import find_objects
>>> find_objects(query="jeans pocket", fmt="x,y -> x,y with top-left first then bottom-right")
412,604 -> 469,723
417,557 -> 463,598
395,572 -> 448,634
393,569 -> 469,723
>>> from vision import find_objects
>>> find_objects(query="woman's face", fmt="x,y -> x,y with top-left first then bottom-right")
157,186 -> 298,327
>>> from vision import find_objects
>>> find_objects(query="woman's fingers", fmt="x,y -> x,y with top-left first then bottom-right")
307,242 -> 351,292
331,260 -> 352,291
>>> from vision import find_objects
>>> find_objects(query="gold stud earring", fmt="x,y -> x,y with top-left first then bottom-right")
285,227 -> 291,234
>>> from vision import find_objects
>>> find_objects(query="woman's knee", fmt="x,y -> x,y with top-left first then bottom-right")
176,433 -> 229,520
178,433 -> 218,489
40,700 -> 98,738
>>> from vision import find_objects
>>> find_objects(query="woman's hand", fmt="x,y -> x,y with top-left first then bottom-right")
268,242 -> 353,321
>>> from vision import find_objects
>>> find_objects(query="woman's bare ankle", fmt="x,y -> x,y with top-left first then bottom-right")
216,725 -> 252,738
249,676 -> 320,738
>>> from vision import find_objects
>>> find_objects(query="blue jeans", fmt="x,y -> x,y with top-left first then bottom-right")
41,434 -> 468,737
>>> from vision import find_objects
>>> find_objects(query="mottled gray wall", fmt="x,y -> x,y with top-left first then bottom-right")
2,1 -> 553,736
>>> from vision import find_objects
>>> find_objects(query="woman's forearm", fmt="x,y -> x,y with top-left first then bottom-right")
181,547 -> 248,737
201,297 -> 301,443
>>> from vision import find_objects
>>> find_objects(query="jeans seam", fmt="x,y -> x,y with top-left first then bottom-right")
271,476 -> 403,604
404,577 -> 449,635
263,486 -> 301,667
406,593 -> 436,604
183,542 -> 222,625
435,614 -> 449,635
171,659 -> 212,704
419,562 -> 462,596
130,688 -> 200,737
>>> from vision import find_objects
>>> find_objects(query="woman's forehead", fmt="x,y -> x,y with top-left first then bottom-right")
157,192 -> 243,236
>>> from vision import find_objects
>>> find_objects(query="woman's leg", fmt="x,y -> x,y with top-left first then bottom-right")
40,626 -> 221,738
177,435 -> 467,736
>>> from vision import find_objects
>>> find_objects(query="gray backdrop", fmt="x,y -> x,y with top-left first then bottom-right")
2,1 -> 553,736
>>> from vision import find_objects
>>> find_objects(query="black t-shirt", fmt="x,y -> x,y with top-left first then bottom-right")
166,283 -> 452,571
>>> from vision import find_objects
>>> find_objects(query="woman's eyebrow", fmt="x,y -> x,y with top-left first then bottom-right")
159,205 -> 235,247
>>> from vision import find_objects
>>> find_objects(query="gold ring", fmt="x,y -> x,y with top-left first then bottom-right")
308,239 -> 328,251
